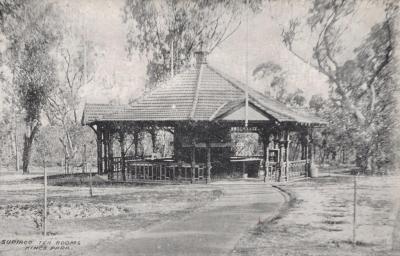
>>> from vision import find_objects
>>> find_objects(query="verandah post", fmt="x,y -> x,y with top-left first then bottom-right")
285,131 -> 290,181
308,128 -> 317,177
96,127 -> 103,175
108,131 -> 114,180
133,128 -> 139,158
206,143 -> 211,184
191,146 -> 196,183
262,132 -> 270,182
149,127 -> 157,154
278,132 -> 285,182
103,129 -> 109,177
119,130 -> 126,181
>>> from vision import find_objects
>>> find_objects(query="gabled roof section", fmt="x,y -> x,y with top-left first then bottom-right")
82,60 -> 326,126
81,104 -> 128,125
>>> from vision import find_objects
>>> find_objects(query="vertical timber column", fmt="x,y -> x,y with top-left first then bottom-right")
107,131 -> 114,180
206,144 -> 211,184
279,132 -> 285,182
305,132 -> 310,177
284,131 -> 290,181
103,130 -> 109,176
191,146 -> 196,183
150,127 -> 157,154
119,131 -> 126,181
133,129 -> 139,158
263,133 -> 270,182
308,128 -> 317,177
96,127 -> 103,175
300,131 -> 308,177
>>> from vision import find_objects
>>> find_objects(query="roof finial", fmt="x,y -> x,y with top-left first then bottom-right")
195,41 -> 208,65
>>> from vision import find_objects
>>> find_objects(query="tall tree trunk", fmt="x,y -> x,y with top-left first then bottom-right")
22,124 -> 39,174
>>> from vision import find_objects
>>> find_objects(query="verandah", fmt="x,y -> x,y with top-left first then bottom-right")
88,120 -> 316,183
82,51 -> 325,183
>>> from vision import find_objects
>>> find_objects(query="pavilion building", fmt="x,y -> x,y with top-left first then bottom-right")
82,51 -> 326,183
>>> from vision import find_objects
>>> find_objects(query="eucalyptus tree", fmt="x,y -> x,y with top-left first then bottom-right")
1,1 -> 62,173
123,0 -> 262,88
280,0 -> 398,172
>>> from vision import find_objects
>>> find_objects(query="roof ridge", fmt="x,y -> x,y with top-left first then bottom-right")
189,64 -> 204,119
207,64 -> 279,104
209,101 -> 229,121
206,64 -> 294,121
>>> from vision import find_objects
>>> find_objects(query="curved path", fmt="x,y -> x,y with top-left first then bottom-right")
85,181 -> 286,256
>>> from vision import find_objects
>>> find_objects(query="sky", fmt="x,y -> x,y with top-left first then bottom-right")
1,0 -> 388,109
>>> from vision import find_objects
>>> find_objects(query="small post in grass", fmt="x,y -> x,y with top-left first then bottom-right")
352,169 -> 358,247
89,166 -> 93,197
43,159 -> 47,237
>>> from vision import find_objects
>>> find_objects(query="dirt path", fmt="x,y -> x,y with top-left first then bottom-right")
74,181 -> 285,256
233,175 -> 400,256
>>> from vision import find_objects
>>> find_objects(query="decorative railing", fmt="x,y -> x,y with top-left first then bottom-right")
264,160 -> 307,182
110,158 -> 207,183
264,162 -> 279,182
108,157 -> 306,183
287,160 -> 308,180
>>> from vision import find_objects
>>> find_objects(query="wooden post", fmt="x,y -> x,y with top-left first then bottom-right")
14,112 -> 19,172
43,159 -> 47,237
103,130 -> 109,175
108,132 -> 114,180
89,165 -> 93,197
133,129 -> 139,158
279,133 -> 285,182
353,171 -> 358,247
119,131 -> 126,181
285,131 -> 290,181
305,133 -> 310,177
150,128 -> 157,154
308,128 -> 317,177
206,145 -> 211,184
191,146 -> 196,183
96,128 -> 103,174
263,133 -> 270,182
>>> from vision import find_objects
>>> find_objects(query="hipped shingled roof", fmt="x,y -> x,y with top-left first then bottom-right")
82,55 -> 326,126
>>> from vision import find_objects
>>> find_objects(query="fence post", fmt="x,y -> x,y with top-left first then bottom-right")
43,159 -> 47,237
353,171 -> 358,246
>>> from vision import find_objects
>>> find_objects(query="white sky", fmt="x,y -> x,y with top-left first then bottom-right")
1,0 -> 387,109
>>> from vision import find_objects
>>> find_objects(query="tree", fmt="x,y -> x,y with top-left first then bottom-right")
2,1 -> 61,173
309,94 -> 325,113
45,27 -> 98,171
123,0 -> 262,88
253,61 -> 307,107
280,0 -> 398,172
253,61 -> 287,101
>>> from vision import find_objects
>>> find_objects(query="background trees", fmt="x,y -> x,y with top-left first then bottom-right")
280,0 -> 398,172
45,24 -> 98,172
123,0 -> 262,89
1,1 -> 61,173
0,0 -> 397,174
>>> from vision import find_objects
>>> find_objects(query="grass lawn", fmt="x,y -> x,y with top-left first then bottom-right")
232,167 -> 400,256
0,168 -> 222,255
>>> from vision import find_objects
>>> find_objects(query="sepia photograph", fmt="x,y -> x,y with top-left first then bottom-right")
0,0 -> 399,255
